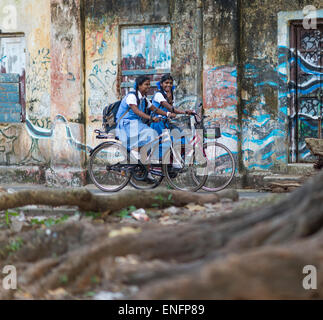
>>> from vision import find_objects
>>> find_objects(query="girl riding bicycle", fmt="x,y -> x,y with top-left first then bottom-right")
150,74 -> 195,159
151,74 -> 195,135
115,75 -> 160,161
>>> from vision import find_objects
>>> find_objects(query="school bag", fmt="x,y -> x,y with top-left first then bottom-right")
102,92 -> 140,133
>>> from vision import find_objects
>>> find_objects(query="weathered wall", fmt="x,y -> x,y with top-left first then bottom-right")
0,0 -> 52,170
240,0 -> 322,171
84,0 -> 201,148
0,0 -> 322,185
203,0 -> 239,166
0,0 -> 86,185
50,0 -> 85,170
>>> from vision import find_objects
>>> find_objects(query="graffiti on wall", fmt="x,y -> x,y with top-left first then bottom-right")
25,115 -> 91,153
289,27 -> 323,161
0,126 -> 18,164
0,114 -> 92,167
86,24 -> 119,116
202,52 -> 292,171
88,58 -> 118,115
203,66 -> 238,159
26,48 -> 51,117
241,50 -> 289,170
240,42 -> 322,170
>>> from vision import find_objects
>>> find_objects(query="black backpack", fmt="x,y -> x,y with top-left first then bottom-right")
102,92 -> 140,133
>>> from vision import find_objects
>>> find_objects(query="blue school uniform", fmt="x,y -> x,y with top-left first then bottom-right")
150,90 -> 170,135
116,91 -> 158,151
151,90 -> 186,158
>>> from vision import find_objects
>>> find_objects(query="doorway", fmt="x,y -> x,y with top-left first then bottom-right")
289,21 -> 323,162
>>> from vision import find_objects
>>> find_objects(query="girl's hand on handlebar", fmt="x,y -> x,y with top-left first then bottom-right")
185,110 -> 196,115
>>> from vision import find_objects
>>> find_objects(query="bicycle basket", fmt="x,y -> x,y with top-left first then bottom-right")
168,115 -> 192,131
203,121 -> 221,139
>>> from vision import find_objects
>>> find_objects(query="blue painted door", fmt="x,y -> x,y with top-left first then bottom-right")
0,36 -> 26,123
121,25 -> 171,97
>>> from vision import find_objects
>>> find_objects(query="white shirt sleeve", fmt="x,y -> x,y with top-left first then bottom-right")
154,92 -> 167,104
126,93 -> 138,106
147,99 -> 154,109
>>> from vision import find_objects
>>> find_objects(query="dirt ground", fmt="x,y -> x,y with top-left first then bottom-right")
0,190 -> 286,300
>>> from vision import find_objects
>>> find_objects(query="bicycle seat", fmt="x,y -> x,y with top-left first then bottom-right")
94,129 -> 119,140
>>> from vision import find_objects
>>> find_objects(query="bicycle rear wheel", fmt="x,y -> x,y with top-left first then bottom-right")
195,141 -> 235,192
162,146 -> 207,192
88,142 -> 131,192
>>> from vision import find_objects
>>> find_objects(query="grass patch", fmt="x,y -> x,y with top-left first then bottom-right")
115,206 -> 137,218
4,210 -> 19,227
6,237 -> 24,254
152,194 -> 174,208
30,215 -> 70,227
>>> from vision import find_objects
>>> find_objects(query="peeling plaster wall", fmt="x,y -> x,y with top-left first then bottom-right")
0,0 -> 85,181
202,0 -> 239,163
84,0 -> 201,148
50,0 -> 84,168
170,0 -> 199,99
0,0 -> 322,184
240,0 -> 322,171
0,0 -> 52,167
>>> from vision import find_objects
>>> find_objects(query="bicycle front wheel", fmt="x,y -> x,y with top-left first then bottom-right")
88,142 -> 131,192
198,141 -> 236,192
162,146 -> 208,192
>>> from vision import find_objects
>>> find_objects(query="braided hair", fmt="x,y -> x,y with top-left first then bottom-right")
134,75 -> 150,114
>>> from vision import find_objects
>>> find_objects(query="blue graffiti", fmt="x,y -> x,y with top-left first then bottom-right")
25,116 -> 92,153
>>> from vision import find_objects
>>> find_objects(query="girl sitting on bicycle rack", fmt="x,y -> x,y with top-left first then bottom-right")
151,74 -> 195,134
115,75 -> 161,161
150,74 -> 195,158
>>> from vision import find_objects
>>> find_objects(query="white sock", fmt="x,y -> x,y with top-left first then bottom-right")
131,150 -> 140,160
147,172 -> 155,180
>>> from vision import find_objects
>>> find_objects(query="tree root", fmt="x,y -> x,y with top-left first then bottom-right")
0,172 -> 322,299
0,189 -> 238,213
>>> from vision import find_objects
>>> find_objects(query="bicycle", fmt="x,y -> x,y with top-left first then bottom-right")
191,114 -> 235,192
163,111 -> 235,192
88,116 -> 208,192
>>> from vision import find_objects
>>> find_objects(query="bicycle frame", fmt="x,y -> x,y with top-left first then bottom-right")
137,116 -> 205,167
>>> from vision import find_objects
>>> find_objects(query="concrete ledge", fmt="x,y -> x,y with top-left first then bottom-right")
0,166 -> 45,184
45,168 -> 87,187
0,166 -> 87,187
0,166 -> 317,190
287,164 -> 315,175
